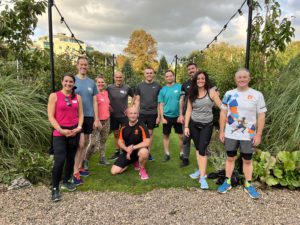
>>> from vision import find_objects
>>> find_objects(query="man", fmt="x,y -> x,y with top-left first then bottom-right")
158,70 -> 183,162
134,67 -> 161,161
107,71 -> 134,160
73,56 -> 100,185
111,107 -> 150,180
218,68 -> 267,199
178,63 -> 198,167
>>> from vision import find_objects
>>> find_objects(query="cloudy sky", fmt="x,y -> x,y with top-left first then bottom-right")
34,0 -> 300,61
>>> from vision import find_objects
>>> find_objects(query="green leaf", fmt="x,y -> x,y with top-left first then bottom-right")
266,176 -> 279,186
273,167 -> 283,178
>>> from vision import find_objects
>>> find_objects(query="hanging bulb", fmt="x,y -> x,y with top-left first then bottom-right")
238,9 -> 243,16
60,17 -> 64,23
214,36 -> 218,41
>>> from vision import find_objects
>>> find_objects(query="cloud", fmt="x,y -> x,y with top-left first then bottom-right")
34,0 -> 300,62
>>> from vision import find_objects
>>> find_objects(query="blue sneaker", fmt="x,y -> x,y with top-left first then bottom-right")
79,169 -> 89,177
189,169 -> 200,179
217,180 -> 232,193
244,185 -> 260,199
72,174 -> 83,186
199,176 -> 209,189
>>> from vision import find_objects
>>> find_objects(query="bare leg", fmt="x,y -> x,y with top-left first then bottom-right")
199,155 -> 208,177
111,165 -> 128,175
148,129 -> 153,152
138,148 -> 149,168
74,133 -> 89,174
177,133 -> 184,155
113,130 -> 120,149
225,156 -> 236,178
163,134 -> 170,155
243,159 -> 253,181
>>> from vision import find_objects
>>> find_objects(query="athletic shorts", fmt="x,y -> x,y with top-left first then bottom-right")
163,116 -> 183,135
139,114 -> 158,130
82,117 -> 94,134
114,149 -> 148,168
225,138 -> 254,160
110,116 -> 128,131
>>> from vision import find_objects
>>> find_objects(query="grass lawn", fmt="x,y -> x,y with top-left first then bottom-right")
79,126 -> 219,194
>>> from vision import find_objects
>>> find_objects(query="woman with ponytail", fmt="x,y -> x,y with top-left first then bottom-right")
47,72 -> 84,202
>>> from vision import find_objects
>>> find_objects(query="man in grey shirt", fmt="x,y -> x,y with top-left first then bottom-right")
107,71 -> 134,160
134,67 -> 162,160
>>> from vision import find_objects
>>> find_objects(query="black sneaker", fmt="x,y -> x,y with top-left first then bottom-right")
179,154 -> 184,161
109,150 -> 120,160
180,158 -> 189,167
162,154 -> 171,162
148,154 -> 155,161
51,188 -> 61,202
61,182 -> 77,192
99,157 -> 111,166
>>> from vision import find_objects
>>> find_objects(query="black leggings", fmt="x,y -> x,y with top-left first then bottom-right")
189,120 -> 213,156
52,134 -> 79,188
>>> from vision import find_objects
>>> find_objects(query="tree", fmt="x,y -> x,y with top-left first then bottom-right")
124,29 -> 157,73
156,55 -> 168,85
122,59 -> 139,89
0,0 -> 47,61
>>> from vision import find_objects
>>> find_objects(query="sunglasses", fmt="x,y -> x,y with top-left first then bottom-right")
64,97 -> 72,107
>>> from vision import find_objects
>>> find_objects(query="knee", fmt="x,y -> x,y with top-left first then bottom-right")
242,159 -> 252,165
198,149 -> 206,156
227,156 -> 236,163
138,148 -> 149,159
111,166 -> 122,175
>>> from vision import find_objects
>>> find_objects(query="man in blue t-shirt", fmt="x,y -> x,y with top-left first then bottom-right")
158,70 -> 183,163
73,56 -> 99,185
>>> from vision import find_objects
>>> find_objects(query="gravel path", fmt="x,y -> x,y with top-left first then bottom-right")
0,186 -> 299,225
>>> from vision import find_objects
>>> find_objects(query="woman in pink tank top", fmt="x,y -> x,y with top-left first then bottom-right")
86,75 -> 111,165
47,73 -> 83,202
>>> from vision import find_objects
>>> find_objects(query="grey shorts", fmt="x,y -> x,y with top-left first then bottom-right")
224,138 -> 254,154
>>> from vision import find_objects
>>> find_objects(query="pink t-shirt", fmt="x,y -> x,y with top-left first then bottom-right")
97,90 -> 110,120
53,91 -> 79,136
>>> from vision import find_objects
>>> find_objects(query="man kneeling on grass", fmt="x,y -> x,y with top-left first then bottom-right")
111,107 -> 150,180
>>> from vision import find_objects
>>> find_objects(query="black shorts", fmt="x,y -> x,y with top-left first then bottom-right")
114,150 -> 142,168
110,116 -> 128,131
163,116 -> 183,135
139,114 -> 158,130
82,117 -> 94,134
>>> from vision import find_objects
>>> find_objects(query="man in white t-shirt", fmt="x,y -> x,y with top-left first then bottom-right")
218,68 -> 267,199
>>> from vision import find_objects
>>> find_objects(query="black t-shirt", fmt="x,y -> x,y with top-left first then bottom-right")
180,79 -> 192,115
119,121 -> 150,147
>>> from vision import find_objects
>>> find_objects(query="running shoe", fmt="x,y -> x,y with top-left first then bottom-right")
61,182 -> 77,192
109,150 -> 120,160
189,169 -> 200,179
180,158 -> 189,167
217,180 -> 232,193
72,173 -> 83,186
99,158 -> 110,166
244,185 -> 260,199
148,154 -> 155,161
199,176 -> 209,189
162,154 -> 170,162
139,167 -> 149,180
79,168 -> 89,177
133,161 -> 140,171
51,187 -> 61,202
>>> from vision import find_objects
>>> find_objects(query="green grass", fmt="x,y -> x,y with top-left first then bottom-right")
78,126 -> 219,194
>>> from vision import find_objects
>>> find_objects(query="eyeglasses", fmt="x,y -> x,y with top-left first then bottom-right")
64,97 -> 72,107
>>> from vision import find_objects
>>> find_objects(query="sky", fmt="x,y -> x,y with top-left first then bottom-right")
32,0 -> 300,62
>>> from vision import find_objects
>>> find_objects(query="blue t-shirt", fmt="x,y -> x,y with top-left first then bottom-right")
158,83 -> 182,118
75,75 -> 98,117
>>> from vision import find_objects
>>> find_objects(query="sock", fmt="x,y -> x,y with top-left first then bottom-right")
226,177 -> 231,185
245,180 -> 251,188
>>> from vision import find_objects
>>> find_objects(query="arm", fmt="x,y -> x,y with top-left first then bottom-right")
252,112 -> 265,146
178,95 -> 185,123
70,95 -> 84,136
156,103 -> 160,125
47,93 -> 71,137
219,108 -> 228,143
132,138 -> 150,150
184,99 -> 192,137
210,89 -> 222,109
93,95 -> 101,129
133,95 -> 140,109
159,102 -> 167,124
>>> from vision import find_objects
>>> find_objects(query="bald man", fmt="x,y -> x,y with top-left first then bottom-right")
111,107 -> 150,180
107,71 -> 134,160
218,68 -> 267,199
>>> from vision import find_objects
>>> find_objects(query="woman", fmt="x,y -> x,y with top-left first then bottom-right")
48,73 -> 83,202
184,71 -> 221,189
86,75 -> 111,165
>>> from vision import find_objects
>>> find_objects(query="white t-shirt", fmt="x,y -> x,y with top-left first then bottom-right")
221,88 -> 267,141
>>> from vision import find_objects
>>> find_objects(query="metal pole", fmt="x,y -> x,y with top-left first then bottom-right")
245,0 -> 253,69
174,54 -> 178,83
112,54 -> 115,83
48,0 -> 55,92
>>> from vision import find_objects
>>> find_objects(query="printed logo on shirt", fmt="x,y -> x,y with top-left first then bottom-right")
174,90 -> 179,93
120,90 -> 127,94
72,100 -> 78,104
88,87 -> 93,93
187,85 -> 190,89
100,98 -> 104,102
134,129 -> 139,135
152,86 -> 156,89
247,95 -> 253,100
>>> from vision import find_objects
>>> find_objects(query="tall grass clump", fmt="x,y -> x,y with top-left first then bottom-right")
264,55 -> 300,154
0,74 -> 52,183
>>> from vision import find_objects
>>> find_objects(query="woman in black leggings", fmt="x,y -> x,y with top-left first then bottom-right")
184,71 -> 221,189
48,73 -> 83,201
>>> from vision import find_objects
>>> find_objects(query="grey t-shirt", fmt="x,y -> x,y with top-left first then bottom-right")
135,81 -> 162,115
107,84 -> 134,118
191,93 -> 214,123
75,75 -> 98,117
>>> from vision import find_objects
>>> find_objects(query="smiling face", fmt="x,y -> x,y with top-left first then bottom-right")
144,68 -> 154,82
114,71 -> 123,86
62,75 -> 75,93
126,107 -> 139,123
235,70 -> 250,89
196,73 -> 206,88
187,64 -> 197,78
96,77 -> 106,91
76,58 -> 89,76
165,71 -> 174,84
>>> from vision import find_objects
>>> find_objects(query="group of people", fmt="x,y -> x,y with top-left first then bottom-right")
48,56 -> 267,202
